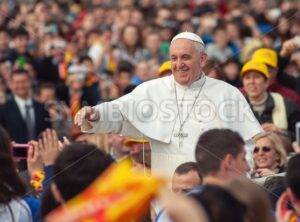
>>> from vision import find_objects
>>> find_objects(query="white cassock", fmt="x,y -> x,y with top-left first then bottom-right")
82,74 -> 263,180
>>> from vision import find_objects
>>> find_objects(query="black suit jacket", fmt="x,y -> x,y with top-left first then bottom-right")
56,84 -> 100,107
0,98 -> 51,143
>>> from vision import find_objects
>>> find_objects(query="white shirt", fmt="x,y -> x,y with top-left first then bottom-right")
82,75 -> 263,179
14,95 -> 35,127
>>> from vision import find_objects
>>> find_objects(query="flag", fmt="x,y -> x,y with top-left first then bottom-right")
46,158 -> 165,222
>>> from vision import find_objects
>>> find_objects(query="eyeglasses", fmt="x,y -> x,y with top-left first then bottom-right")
253,146 -> 272,153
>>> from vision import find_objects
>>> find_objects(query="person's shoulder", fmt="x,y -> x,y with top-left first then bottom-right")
0,98 -> 15,108
283,97 -> 300,111
32,99 -> 45,107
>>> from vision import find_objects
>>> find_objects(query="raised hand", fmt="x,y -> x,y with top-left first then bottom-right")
39,129 -> 60,166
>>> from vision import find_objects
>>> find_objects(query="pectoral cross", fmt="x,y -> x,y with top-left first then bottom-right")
174,129 -> 188,148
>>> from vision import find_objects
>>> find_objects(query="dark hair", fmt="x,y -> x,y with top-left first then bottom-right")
123,84 -> 137,95
202,59 -> 225,80
53,143 -> 113,201
35,82 -> 55,96
286,154 -> 300,200
195,129 -> 244,176
174,161 -> 202,179
79,55 -> 93,64
12,28 -> 29,39
0,126 -> 26,204
117,60 -> 134,73
0,28 -> 9,36
120,24 -> 143,52
10,68 -> 30,80
191,185 -> 246,222
212,25 -> 226,35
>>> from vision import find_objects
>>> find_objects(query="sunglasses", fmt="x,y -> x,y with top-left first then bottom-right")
253,146 -> 272,153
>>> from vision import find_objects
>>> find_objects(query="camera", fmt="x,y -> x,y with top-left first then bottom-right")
12,144 -> 30,159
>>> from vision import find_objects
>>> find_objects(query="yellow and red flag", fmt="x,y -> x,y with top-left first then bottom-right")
45,158 -> 165,222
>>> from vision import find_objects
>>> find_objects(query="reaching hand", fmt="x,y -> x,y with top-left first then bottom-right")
262,123 -> 281,133
74,106 -> 99,126
27,140 -> 43,176
39,129 -> 60,166
253,168 -> 276,177
280,38 -> 299,58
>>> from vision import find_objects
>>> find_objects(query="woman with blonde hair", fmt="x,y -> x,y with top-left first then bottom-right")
252,132 -> 287,178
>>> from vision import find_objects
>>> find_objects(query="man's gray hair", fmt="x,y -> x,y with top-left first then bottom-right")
194,41 -> 206,54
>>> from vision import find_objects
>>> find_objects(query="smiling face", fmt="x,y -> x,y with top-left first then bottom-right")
254,137 -> 279,170
169,39 -> 207,86
243,71 -> 269,100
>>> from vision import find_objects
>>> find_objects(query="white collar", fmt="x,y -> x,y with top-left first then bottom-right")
14,95 -> 33,107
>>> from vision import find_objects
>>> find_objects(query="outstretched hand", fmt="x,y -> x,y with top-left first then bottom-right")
74,106 -> 99,126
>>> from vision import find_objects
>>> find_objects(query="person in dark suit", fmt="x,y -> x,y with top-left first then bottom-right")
0,69 -> 51,143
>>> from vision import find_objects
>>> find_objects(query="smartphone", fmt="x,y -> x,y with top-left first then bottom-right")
12,144 -> 30,159
296,122 -> 300,146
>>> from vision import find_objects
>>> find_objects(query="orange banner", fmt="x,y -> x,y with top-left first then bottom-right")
46,158 -> 165,222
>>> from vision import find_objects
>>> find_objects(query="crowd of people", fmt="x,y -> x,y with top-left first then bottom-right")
1,0 -> 300,221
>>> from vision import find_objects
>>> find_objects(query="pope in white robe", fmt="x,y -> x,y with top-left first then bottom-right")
75,32 -> 263,180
